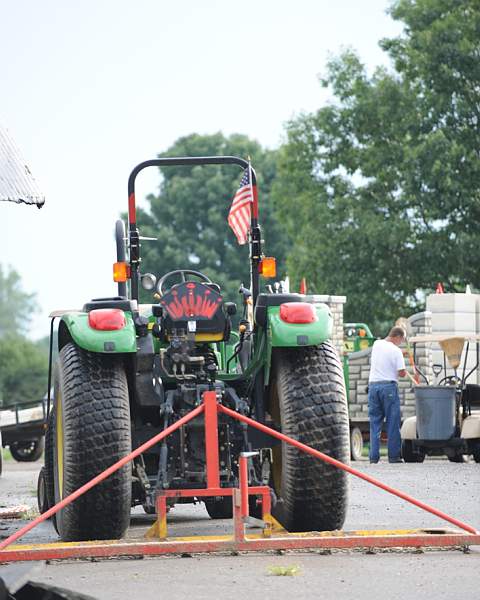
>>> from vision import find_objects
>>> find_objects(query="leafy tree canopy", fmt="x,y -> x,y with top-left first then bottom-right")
0,265 -> 37,337
0,334 -> 48,407
273,0 -> 480,333
133,133 -> 288,303
0,265 -> 48,406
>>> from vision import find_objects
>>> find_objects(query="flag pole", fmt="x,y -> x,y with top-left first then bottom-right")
247,156 -> 258,220
246,156 -> 261,306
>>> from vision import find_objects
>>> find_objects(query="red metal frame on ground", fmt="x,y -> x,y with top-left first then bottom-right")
0,391 -> 478,562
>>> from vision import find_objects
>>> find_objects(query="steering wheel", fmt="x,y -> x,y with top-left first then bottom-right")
157,269 -> 213,296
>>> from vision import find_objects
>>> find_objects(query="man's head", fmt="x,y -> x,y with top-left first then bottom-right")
387,326 -> 406,346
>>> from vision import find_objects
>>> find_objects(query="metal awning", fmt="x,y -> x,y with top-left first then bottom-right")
409,334 -> 480,344
0,124 -> 45,207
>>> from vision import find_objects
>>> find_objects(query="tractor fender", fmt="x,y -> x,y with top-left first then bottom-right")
267,302 -> 332,347
401,416 -> 417,440
460,413 -> 480,439
59,311 -> 137,354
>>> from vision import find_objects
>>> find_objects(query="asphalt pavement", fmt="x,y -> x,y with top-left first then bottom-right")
0,456 -> 479,599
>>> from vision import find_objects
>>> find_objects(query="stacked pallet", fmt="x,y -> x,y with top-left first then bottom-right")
426,293 -> 479,385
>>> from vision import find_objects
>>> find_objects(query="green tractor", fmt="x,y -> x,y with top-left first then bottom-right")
41,156 -> 350,541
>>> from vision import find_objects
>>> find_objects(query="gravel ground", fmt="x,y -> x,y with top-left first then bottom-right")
0,455 -> 479,599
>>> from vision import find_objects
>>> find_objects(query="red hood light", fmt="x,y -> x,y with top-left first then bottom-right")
88,308 -> 126,331
279,303 -> 317,324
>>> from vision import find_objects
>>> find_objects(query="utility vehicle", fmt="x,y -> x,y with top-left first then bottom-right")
40,156 -> 350,541
401,334 -> 480,463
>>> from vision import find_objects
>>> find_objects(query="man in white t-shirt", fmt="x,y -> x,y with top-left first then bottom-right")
368,326 -> 407,463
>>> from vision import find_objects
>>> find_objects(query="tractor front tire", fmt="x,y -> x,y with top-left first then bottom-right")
53,343 -> 132,541
269,343 -> 350,532
41,410 -> 57,526
205,497 -> 233,519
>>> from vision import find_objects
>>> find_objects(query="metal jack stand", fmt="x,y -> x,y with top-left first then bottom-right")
145,392 -> 274,541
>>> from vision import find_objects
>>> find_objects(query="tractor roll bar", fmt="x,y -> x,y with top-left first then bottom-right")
127,156 -> 260,304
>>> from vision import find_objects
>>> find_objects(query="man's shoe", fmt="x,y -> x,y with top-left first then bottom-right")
388,458 -> 403,463
370,459 -> 379,464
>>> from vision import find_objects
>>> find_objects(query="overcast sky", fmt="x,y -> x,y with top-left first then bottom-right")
1,0 -> 402,339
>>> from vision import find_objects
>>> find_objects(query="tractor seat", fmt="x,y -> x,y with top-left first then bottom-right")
160,282 -> 230,342
465,384 -> 480,409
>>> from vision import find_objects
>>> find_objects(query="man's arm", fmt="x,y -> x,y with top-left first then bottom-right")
396,347 -> 407,378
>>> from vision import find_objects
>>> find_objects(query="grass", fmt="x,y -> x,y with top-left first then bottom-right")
19,507 -> 40,520
362,443 -> 388,458
1,447 -> 13,461
267,565 -> 301,577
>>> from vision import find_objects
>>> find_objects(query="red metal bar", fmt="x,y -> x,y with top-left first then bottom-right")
233,489 -> 245,543
204,390 -> 220,489
128,193 -> 136,224
239,455 -> 249,518
155,495 -> 168,540
218,404 -> 479,535
261,489 -> 271,521
155,486 -> 267,499
2,393 -> 478,564
0,403 -> 205,551
2,531 -> 479,562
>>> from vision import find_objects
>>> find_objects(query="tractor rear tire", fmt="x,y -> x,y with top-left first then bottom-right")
269,343 -> 350,532
53,343 -> 131,541
401,440 -> 425,463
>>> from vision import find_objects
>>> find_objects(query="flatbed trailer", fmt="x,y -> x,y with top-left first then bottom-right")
0,400 -> 46,463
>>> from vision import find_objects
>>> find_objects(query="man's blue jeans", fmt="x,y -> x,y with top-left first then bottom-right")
368,381 -> 401,462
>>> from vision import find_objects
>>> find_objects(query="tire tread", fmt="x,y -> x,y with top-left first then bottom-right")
273,342 -> 350,531
55,343 -> 131,541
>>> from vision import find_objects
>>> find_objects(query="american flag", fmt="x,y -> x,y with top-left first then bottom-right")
228,167 -> 254,244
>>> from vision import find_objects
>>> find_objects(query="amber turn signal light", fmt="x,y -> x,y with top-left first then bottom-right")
259,257 -> 276,278
113,261 -> 129,283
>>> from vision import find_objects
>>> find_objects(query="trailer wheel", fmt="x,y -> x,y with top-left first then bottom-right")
53,343 -> 132,541
10,438 -> 44,462
350,427 -> 364,461
401,440 -> 425,463
269,343 -> 350,532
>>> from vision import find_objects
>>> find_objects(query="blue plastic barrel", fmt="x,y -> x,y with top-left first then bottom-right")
414,385 -> 456,440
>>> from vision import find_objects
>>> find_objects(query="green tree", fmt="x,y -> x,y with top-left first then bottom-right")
0,265 -> 37,337
133,133 -> 288,303
0,265 -> 48,407
0,335 -> 48,407
274,0 -> 480,333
